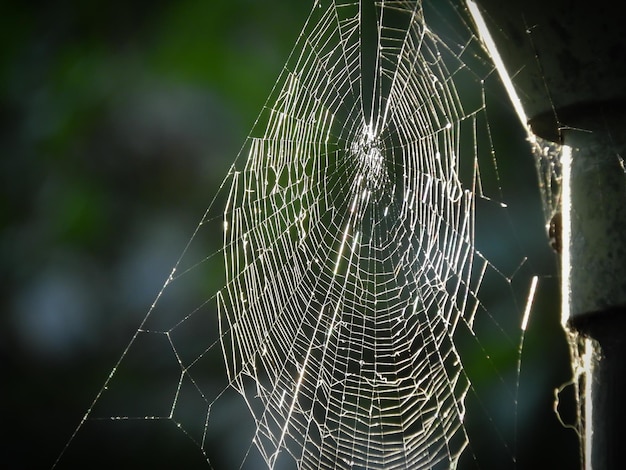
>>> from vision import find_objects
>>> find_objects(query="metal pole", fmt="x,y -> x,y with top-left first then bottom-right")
467,1 -> 626,468
563,115 -> 626,469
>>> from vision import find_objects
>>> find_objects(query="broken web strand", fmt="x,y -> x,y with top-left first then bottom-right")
467,0 -> 575,459
53,1 -> 545,469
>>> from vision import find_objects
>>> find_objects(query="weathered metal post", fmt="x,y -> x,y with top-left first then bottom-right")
467,1 -> 626,468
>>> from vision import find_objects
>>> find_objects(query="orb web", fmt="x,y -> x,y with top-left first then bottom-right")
52,1 -> 546,469
219,1 -> 491,468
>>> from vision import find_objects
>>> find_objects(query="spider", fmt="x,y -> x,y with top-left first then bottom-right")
548,211 -> 562,253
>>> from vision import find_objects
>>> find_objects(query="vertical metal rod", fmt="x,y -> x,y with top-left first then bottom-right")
564,115 -> 626,469
564,118 -> 626,319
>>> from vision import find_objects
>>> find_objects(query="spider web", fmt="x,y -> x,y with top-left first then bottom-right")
55,1 -> 548,469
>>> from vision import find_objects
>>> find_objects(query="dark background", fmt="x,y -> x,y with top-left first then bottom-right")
2,0 -> 579,468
